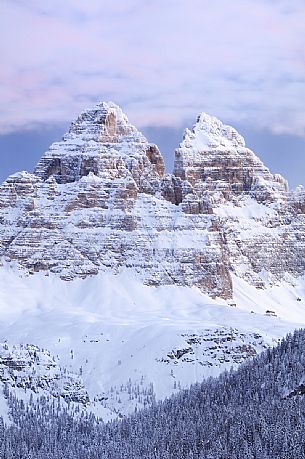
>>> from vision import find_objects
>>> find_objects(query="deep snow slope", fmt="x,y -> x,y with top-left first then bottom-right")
0,101 -> 304,420
0,267 -> 304,420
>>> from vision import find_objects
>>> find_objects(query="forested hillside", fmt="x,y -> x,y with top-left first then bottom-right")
1,328 -> 305,458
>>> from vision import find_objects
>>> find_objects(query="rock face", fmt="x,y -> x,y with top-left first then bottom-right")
34,102 -> 164,194
161,328 -> 268,367
0,102 -> 304,299
174,113 -> 288,205
0,343 -> 88,404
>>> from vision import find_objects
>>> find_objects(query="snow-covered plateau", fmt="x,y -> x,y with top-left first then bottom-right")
0,102 -> 304,420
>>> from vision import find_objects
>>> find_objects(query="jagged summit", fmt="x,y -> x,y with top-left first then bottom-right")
33,102 -> 286,198
34,101 -> 164,190
180,112 -> 246,151
66,101 -> 146,143
0,102 -> 304,298
0,102 -> 305,426
174,111 -> 288,199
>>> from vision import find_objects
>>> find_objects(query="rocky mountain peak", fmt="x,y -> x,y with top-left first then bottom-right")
67,101 -> 145,144
0,102 -> 303,300
174,112 -> 288,201
180,113 -> 246,151
34,102 -> 165,191
0,103 -> 304,427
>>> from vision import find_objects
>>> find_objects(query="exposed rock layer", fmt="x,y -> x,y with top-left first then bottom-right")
0,102 -> 304,299
0,343 -> 88,403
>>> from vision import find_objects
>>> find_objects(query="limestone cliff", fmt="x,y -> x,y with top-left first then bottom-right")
0,102 -> 304,299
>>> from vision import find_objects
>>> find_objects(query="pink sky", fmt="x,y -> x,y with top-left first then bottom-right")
1,0 -> 305,135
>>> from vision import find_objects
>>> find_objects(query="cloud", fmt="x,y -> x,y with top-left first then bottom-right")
1,0 -> 304,135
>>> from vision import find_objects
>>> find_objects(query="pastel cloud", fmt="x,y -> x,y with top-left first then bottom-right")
1,0 -> 304,135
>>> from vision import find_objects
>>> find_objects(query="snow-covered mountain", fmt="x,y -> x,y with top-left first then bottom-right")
0,102 -> 304,420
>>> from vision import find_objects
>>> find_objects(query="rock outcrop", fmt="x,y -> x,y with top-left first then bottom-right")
174,113 -> 288,206
34,102 -> 164,195
0,102 -> 304,299
0,343 -> 89,404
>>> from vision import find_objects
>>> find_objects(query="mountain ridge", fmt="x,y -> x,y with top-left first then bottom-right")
0,102 -> 304,420
0,101 -> 304,298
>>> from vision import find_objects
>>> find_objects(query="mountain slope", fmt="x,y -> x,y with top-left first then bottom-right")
0,101 -> 304,420
2,328 -> 305,458
0,101 -> 304,297
0,266 -> 303,420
